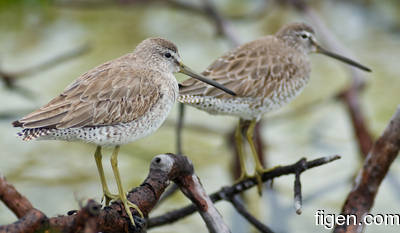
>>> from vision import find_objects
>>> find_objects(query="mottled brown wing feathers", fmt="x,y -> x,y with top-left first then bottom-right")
16,58 -> 161,129
180,36 -> 301,99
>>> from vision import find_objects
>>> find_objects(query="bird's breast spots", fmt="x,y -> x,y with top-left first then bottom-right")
249,100 -> 263,110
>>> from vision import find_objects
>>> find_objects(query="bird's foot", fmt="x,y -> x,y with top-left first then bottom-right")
234,171 -> 253,184
102,191 -> 144,227
101,190 -> 119,206
253,165 -> 280,195
121,196 -> 144,227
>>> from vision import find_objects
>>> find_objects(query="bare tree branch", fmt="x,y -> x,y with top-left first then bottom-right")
1,153 -> 232,233
148,155 -> 341,228
176,174 -> 231,233
294,161 -> 304,215
333,106 -> 400,233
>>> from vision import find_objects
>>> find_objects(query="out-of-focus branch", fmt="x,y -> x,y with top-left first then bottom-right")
335,87 -> 373,158
58,0 -> 241,46
333,106 -> 400,233
176,102 -> 185,155
200,0 -> 240,46
0,43 -> 90,89
148,155 -> 341,228
159,0 -> 236,42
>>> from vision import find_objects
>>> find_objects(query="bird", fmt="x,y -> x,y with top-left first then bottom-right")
178,22 -> 371,193
12,37 -> 235,226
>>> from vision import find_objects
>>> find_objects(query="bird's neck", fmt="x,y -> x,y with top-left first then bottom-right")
275,34 -> 308,55
130,52 -> 172,74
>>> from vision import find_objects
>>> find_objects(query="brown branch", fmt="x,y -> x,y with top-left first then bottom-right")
0,174 -> 48,233
333,106 -> 400,233
175,173 -> 231,233
148,155 -> 341,228
336,87 -> 373,158
0,209 -> 48,233
0,153 -> 212,233
0,174 -> 35,218
65,200 -> 101,233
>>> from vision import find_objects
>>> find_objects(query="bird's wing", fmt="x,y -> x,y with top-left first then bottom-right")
179,37 -> 302,99
16,61 -> 161,129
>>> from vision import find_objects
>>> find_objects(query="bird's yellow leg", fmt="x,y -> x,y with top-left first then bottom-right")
235,119 -> 251,182
94,146 -> 118,205
246,119 -> 266,195
110,146 -> 143,226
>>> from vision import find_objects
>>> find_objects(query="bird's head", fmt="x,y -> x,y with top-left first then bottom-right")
276,22 -> 371,72
134,37 -> 236,95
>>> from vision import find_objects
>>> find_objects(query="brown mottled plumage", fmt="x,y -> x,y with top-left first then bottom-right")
15,58 -> 162,130
179,22 -> 371,193
12,37 -> 235,226
179,35 -> 309,101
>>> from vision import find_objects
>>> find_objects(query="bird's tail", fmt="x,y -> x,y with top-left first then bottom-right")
16,128 -> 51,141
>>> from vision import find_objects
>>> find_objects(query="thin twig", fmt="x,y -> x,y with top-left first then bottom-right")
148,155 -> 341,228
229,195 -> 274,233
294,165 -> 303,215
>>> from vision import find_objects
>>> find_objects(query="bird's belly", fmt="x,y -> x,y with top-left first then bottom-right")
89,95 -> 175,146
42,94 -> 176,146
186,97 -> 274,120
186,79 -> 308,120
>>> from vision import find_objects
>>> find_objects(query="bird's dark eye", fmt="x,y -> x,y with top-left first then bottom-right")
301,34 -> 308,39
164,52 -> 172,58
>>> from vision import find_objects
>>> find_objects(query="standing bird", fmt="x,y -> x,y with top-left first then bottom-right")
12,37 -> 235,226
179,23 -> 371,193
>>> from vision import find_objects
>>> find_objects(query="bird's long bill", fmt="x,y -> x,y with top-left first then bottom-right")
179,63 -> 236,96
316,45 -> 371,72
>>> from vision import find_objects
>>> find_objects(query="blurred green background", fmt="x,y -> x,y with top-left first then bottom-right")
0,0 -> 400,232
